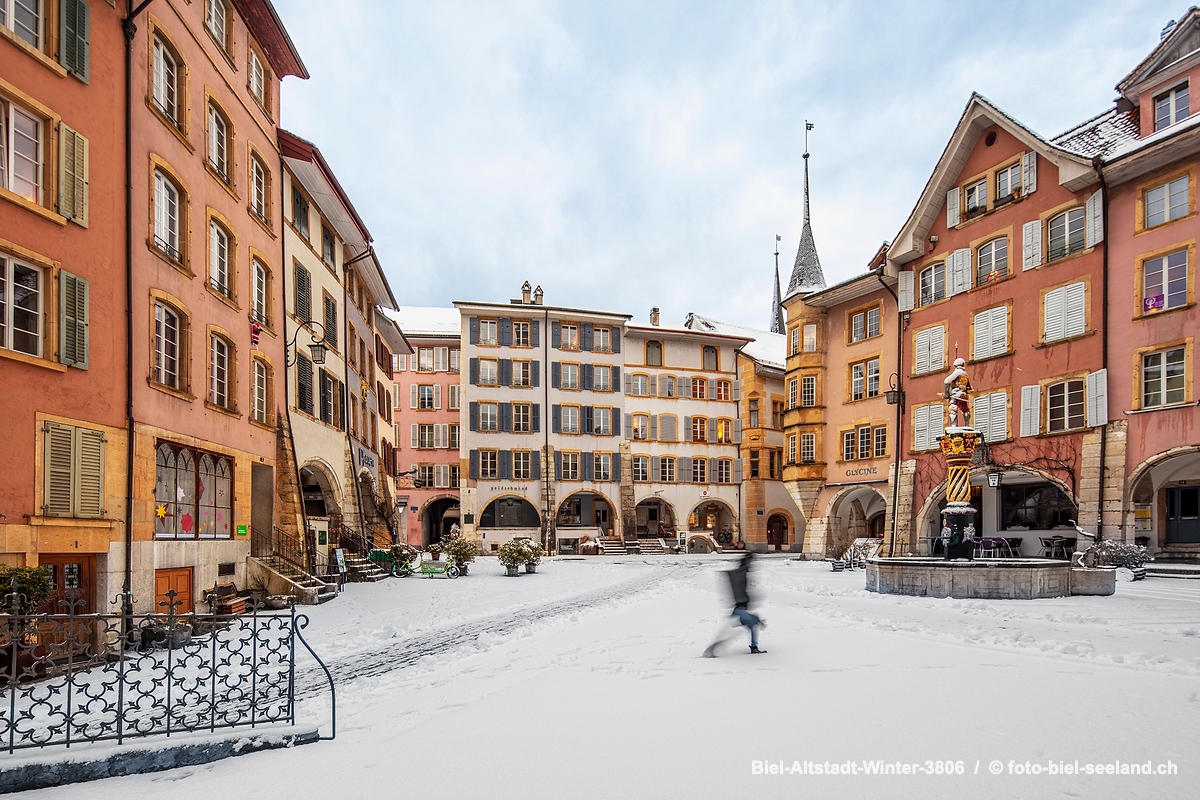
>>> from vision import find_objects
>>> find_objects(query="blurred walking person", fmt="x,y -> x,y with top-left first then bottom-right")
703,552 -> 766,656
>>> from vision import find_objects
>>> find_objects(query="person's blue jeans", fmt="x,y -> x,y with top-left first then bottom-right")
732,608 -> 760,648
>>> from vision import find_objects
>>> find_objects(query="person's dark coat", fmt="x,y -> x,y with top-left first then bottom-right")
726,559 -> 752,608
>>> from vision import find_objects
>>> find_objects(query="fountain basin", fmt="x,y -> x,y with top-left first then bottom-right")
865,557 -> 1115,599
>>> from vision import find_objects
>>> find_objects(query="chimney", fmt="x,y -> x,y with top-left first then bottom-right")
521,281 -> 532,304
533,285 -> 544,305
650,307 -> 660,326
1162,19 -> 1176,39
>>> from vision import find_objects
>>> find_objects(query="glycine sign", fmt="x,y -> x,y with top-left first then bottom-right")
1143,294 -> 1165,314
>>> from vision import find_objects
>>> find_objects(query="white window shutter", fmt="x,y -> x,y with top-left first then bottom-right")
972,309 -> 990,361
1043,287 -> 1065,342
949,248 -> 971,296
989,392 -> 1008,443
1021,151 -> 1037,196
409,384 -> 418,409
946,187 -> 960,228
435,424 -> 447,449
1085,191 -> 1104,247
913,407 -> 928,452
1086,368 -> 1108,428
1020,385 -> 1041,437
1064,282 -> 1087,338
898,271 -> 915,313
435,347 -> 449,371
929,325 -> 945,371
410,423 -> 419,449
991,306 -> 1009,357
1022,220 -> 1042,270
914,328 -> 930,374
972,395 -> 990,440
433,384 -> 442,410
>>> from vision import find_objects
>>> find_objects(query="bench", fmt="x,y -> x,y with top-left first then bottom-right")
205,583 -> 248,615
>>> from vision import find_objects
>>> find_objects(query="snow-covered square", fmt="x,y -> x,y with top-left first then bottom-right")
26,556 -> 1200,799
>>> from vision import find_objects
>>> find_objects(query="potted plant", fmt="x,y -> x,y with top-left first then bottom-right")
442,537 -> 478,575
427,542 -> 444,561
1094,540 -> 1152,580
497,540 -> 527,577
524,541 -> 545,574
391,543 -> 419,576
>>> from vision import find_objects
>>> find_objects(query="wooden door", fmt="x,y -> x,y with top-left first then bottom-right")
154,567 -> 194,615
38,555 -> 95,615
767,515 -> 788,550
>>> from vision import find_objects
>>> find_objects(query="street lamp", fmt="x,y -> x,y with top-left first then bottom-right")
285,321 -> 330,366
884,373 -> 905,412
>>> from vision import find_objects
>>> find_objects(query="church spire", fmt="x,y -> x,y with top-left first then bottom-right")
785,122 -> 826,298
769,235 -> 785,333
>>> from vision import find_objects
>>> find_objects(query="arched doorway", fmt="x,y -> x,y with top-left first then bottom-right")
1128,448 -> 1200,550
635,498 -> 677,539
766,514 -> 789,550
688,500 -> 736,542
479,496 -> 541,550
422,496 -> 461,547
299,462 -> 342,571
555,491 -> 615,553
827,486 -> 888,558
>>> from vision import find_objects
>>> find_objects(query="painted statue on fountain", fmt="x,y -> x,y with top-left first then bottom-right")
937,357 -> 981,559
943,357 -> 972,429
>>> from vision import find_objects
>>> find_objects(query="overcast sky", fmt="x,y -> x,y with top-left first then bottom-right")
276,0 -> 1180,330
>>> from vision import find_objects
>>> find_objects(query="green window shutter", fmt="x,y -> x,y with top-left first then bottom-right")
60,0 -> 91,83
58,124 -> 89,227
44,422 -> 75,517
59,271 -> 90,369
74,427 -> 105,518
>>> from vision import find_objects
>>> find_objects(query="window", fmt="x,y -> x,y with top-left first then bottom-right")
803,324 -> 817,352
703,346 -> 717,370
1000,483 -> 1077,531
716,417 -> 734,444
205,0 -> 228,47
513,403 -> 532,433
561,405 -> 579,434
207,103 -> 229,182
0,256 -> 41,356
513,451 -> 532,480
659,456 -> 675,483
293,263 -> 311,322
479,359 -> 498,385
691,378 -> 706,399
645,340 -> 662,366
561,324 -> 579,350
842,431 -> 855,461
857,426 -> 871,459
248,259 -> 270,326
691,416 -> 707,442
1145,176 -> 1188,228
561,363 -> 579,389
433,347 -> 449,371
320,294 -> 337,350
417,348 -> 433,371
249,48 -> 268,106
1142,347 -> 1186,408
996,162 -> 1021,200
749,399 -> 759,427
801,376 -> 816,407
594,326 -> 611,352
292,187 -> 309,239
42,422 -> 105,519
479,450 -> 498,480
0,97 -> 41,204
322,225 -> 336,268
789,435 -> 797,464
1154,84 -> 1190,132
252,359 -> 270,424
152,35 -> 182,126
479,319 -> 497,345
594,407 -> 612,435
318,369 -> 337,424
633,456 -> 649,482
152,301 -> 183,388
595,453 -> 611,481
513,320 -> 530,347
153,170 -> 182,262
448,384 -> 460,410
417,424 -> 434,449
919,263 -> 945,306
418,384 -> 434,409
850,307 -> 880,343
914,325 -> 945,374
977,238 -> 1008,284
790,327 -> 799,355
801,433 -> 815,464
1,0 -> 41,48
513,359 -> 532,387
417,465 -> 434,488
155,442 -> 233,538
717,458 -> 732,484
449,465 -> 460,489
772,401 -> 784,428
850,358 -> 880,401
843,425 -> 886,460
450,349 -> 461,372
1043,282 -> 1087,343
964,177 -> 987,215
208,220 -> 231,297
1047,379 -> 1085,432
1048,208 -> 1086,261
449,423 -> 460,449
209,334 -> 232,409
1143,249 -> 1188,312
716,380 -> 731,401
561,452 -> 580,480
594,365 -> 611,392
480,402 -> 498,432
632,414 -> 648,440
692,457 -> 707,483
873,426 -> 887,458
632,374 -> 648,396
788,380 -> 797,409
972,305 -> 1009,361
749,450 -> 759,478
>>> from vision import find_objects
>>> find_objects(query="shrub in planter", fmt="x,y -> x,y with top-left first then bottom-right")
427,542 -> 444,561
497,541 -> 528,576
1094,540 -> 1152,569
524,542 -> 545,573
0,566 -> 51,615
391,544 -> 420,575
442,537 -> 478,573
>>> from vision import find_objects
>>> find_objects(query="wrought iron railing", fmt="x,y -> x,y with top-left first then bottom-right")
273,525 -> 313,576
0,589 -> 335,753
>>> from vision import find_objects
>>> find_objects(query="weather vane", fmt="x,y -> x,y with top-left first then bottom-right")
804,120 -> 814,156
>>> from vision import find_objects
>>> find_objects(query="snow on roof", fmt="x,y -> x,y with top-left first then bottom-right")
1052,106 -> 1141,159
687,314 -> 785,369
380,306 -> 461,338
1103,106 -> 1200,161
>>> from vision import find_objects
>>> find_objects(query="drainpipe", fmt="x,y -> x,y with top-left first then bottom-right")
1093,156 -> 1110,541
877,266 -> 904,556
543,307 -> 551,552
122,0 -> 155,628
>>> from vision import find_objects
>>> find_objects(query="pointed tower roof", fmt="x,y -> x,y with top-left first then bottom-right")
785,152 -> 826,298
769,261 -> 785,333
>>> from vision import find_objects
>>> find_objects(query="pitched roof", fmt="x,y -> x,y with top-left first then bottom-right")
784,154 -> 826,298
1117,8 -> 1200,95
380,307 -> 461,338
232,0 -> 308,79
769,262 -> 785,334
1052,106 -> 1141,159
686,314 -> 783,370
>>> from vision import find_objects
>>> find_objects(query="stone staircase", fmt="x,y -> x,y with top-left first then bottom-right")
599,536 -> 628,555
343,552 -> 389,582
1144,561 -> 1200,579
249,556 -> 339,604
637,538 -> 668,554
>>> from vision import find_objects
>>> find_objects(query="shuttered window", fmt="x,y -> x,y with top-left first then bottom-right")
1019,385 -> 1041,437
971,305 -> 1008,361
43,421 -> 105,519
58,123 -> 88,225
296,353 -> 314,415
972,391 -> 1008,443
918,263 -> 945,307
1047,379 -> 1085,433
913,325 -> 945,375
912,404 -> 942,451
59,0 -> 90,81
252,358 -> 270,424
322,295 -> 338,348
58,270 -> 89,368
1043,282 -> 1086,343
294,264 -> 311,321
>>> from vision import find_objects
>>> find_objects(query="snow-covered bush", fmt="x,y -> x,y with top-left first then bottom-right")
442,536 -> 478,565
497,540 -> 529,568
1093,540 -> 1152,569
524,541 -> 545,566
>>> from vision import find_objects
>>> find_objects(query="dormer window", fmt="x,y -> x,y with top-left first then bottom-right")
996,163 -> 1021,201
1154,83 -> 1189,131
964,178 -> 987,216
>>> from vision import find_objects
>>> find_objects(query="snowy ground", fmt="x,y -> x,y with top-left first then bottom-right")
23,556 -> 1200,799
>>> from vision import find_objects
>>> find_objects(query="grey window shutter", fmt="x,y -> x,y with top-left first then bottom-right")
551,320 -> 561,348
612,327 -> 621,353
499,450 -> 512,480
650,455 -> 660,478
60,0 -> 90,82
531,451 -> 541,480
733,418 -> 742,444
733,380 -> 741,401
946,186 -> 960,227
623,371 -> 632,394
707,417 -> 717,444
532,360 -> 541,387
649,375 -> 658,396
582,363 -> 593,390
613,366 -> 621,392
623,413 -> 632,440
582,452 -> 593,481
295,265 -> 311,320
583,406 -> 594,434
43,422 -> 75,517
469,316 -> 479,344
531,319 -> 540,347
552,405 -> 562,433
554,450 -> 563,480
708,378 -> 716,399
75,426 -> 105,518
683,416 -> 692,440
649,414 -> 658,440
551,362 -> 561,388
469,357 -> 480,385
499,358 -> 512,386
499,318 -> 512,346
500,402 -> 512,432
582,323 -> 594,351
613,412 -> 621,437
532,403 -> 541,433
661,415 -> 676,441
323,297 -> 338,348
680,456 -> 692,482
734,458 -> 743,483
1021,151 -> 1037,196
58,124 -> 88,226
297,355 -> 314,414
469,450 -> 479,480
612,456 -> 621,482
59,270 -> 89,369
469,401 -> 479,431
